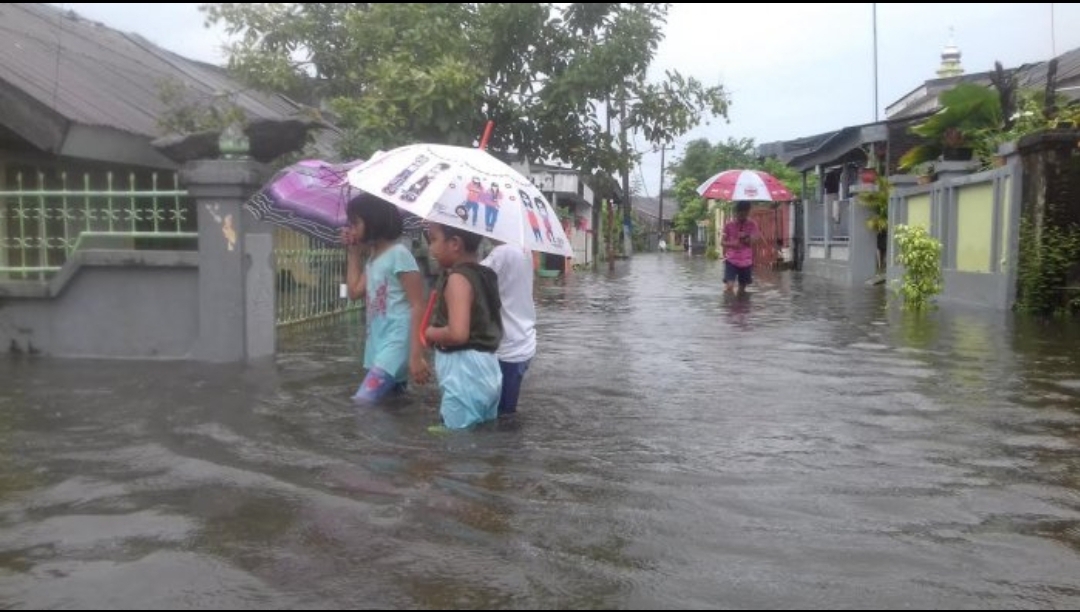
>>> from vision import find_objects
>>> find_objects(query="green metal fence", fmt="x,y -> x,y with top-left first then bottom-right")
0,168 -> 197,280
0,165 -> 359,326
274,226 -> 362,325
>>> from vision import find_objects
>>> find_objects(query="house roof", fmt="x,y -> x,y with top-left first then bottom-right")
886,46 -> 1080,121
755,131 -> 837,164
885,70 -> 998,120
786,122 -> 890,171
0,3 -> 338,167
758,121 -> 890,172
762,44 -> 1080,174
631,195 -> 674,223
1014,45 -> 1080,97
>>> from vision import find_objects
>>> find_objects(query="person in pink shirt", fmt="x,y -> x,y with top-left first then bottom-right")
721,200 -> 760,295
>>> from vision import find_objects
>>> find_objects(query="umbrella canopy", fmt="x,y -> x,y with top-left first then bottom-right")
244,158 -> 423,245
244,159 -> 362,245
346,144 -> 573,257
696,169 -> 794,202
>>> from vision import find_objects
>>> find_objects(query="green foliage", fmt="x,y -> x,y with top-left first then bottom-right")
665,137 -> 816,236
1016,218 -> 1080,316
899,83 -> 1002,171
156,77 -> 247,135
893,224 -> 943,310
671,177 -> 708,234
672,137 -> 757,186
628,210 -> 652,252
704,212 -> 719,259
201,3 -> 730,180
856,176 -> 890,233
973,89 -> 1080,168
760,156 -> 810,198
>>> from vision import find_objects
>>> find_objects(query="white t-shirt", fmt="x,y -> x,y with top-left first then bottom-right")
481,244 -> 537,363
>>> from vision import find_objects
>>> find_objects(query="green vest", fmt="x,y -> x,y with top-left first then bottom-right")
430,262 -> 504,353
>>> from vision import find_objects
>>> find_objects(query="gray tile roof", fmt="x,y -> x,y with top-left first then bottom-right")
0,3 -> 338,157
759,44 -> 1080,172
1015,46 -> 1080,96
631,195 -> 675,222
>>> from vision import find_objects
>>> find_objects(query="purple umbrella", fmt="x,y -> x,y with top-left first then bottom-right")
245,158 -> 424,245
244,159 -> 361,245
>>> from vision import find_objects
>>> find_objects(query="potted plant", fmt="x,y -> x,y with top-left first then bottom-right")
898,83 -> 1002,173
912,162 -> 935,185
857,176 -> 890,232
859,166 -> 879,185
857,176 -> 892,273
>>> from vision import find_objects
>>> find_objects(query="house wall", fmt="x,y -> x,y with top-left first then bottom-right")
802,191 -> 879,286
906,194 -> 932,231
955,182 -> 995,272
0,252 -> 199,358
888,161 -> 1020,309
2,159 -> 277,361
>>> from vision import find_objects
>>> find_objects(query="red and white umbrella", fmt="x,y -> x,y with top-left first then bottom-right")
696,169 -> 794,202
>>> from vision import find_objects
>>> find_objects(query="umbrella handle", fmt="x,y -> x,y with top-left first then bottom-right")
419,289 -> 437,348
478,120 -> 495,151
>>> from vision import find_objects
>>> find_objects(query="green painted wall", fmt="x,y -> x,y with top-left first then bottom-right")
956,182 -> 995,273
907,193 -> 931,230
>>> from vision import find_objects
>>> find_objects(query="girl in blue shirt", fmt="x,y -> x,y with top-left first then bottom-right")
343,193 -> 430,402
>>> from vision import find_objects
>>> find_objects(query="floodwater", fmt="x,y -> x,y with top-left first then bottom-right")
3,255 -> 1080,609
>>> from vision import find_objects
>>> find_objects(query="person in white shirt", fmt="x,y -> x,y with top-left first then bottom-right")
481,242 -> 537,415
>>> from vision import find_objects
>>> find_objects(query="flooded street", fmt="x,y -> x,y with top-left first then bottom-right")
3,254 -> 1080,608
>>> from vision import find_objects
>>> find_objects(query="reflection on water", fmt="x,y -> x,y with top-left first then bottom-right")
3,255 -> 1080,608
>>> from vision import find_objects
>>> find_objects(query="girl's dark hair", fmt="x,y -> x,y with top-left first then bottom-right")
346,192 -> 403,242
432,222 -> 482,253
735,200 -> 753,213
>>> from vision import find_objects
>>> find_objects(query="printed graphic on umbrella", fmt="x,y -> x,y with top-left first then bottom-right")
346,143 -> 574,257
696,169 -> 794,202
244,158 -> 422,245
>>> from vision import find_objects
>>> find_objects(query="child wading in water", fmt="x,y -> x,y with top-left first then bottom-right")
481,241 -> 536,416
423,222 -> 504,429
722,200 -> 761,295
343,193 -> 430,402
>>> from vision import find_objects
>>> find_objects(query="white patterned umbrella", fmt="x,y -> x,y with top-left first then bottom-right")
696,169 -> 794,202
346,144 -> 573,257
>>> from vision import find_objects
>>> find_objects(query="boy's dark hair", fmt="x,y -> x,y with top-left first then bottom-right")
734,200 -> 753,213
346,192 -> 403,241
434,222 -> 482,253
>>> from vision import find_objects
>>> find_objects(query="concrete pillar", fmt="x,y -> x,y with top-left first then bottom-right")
181,159 -> 274,362
849,199 -> 880,284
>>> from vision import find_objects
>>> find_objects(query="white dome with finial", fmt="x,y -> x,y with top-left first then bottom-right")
937,27 -> 964,78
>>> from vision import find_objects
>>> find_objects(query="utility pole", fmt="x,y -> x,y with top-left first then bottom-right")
656,144 -> 675,247
873,3 -> 879,122
1051,3 -> 1057,58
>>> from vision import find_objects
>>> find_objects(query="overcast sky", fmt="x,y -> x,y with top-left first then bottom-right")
59,3 -> 1080,195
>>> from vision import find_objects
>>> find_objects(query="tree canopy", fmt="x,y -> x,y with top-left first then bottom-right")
201,3 -> 729,185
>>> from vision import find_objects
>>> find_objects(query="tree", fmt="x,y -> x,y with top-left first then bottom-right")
200,3 -> 729,183
670,137 -> 757,187
671,177 -> 708,234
